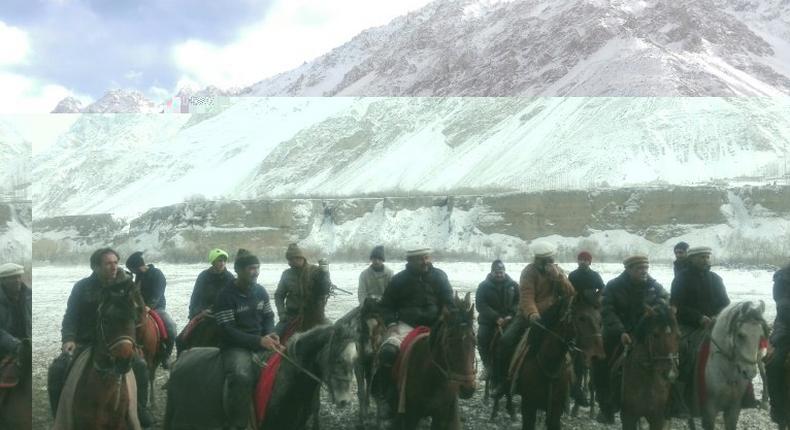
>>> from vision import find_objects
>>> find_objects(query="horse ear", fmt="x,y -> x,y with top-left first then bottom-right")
463,291 -> 471,310
757,300 -> 765,315
468,304 -> 475,320
644,305 -> 656,317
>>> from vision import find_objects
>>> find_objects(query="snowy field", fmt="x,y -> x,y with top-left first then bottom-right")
32,261 -> 779,429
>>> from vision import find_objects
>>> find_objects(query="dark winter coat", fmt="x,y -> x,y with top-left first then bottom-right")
568,266 -> 605,303
274,263 -> 330,320
188,268 -> 235,319
135,264 -> 167,310
61,271 -> 139,344
213,282 -> 275,351
475,274 -> 519,327
602,272 -> 669,338
0,283 -> 31,355
670,267 -> 730,329
771,266 -> 790,346
673,259 -> 689,278
380,264 -> 455,327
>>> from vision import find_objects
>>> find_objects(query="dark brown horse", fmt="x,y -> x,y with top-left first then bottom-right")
516,293 -> 604,430
487,321 -> 517,421
56,280 -> 141,429
781,354 -> 790,430
0,338 -> 32,429
620,304 -> 679,430
136,308 -> 163,409
383,293 -> 477,430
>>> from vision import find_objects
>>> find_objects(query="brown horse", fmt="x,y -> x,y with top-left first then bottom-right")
56,280 -> 141,429
620,304 -> 679,430
516,293 -> 604,430
487,321 -> 517,421
383,293 -> 477,430
136,308 -> 163,408
0,338 -> 32,429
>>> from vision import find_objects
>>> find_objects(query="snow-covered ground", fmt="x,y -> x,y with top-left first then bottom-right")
32,261 -> 778,429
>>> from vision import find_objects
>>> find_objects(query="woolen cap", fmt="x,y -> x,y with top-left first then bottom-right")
623,255 -> 649,268
0,263 -> 24,278
686,246 -> 712,257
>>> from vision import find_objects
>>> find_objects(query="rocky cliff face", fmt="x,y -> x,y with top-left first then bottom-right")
32,185 -> 790,265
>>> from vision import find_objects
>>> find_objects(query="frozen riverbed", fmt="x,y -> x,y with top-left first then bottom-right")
32,261 -> 779,429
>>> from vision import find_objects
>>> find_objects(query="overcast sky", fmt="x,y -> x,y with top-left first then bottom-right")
0,0 -> 432,113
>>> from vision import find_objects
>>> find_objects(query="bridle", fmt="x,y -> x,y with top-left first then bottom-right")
93,300 -> 136,376
430,314 -> 477,387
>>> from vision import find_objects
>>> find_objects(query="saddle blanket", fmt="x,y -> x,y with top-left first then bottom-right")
0,355 -> 19,388
148,309 -> 168,341
254,353 -> 282,425
392,326 -> 431,413
177,312 -> 209,344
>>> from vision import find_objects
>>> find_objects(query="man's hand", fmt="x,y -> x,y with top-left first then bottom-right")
260,334 -> 282,351
620,333 -> 632,346
62,341 -> 76,354
700,316 -> 713,329
529,313 -> 540,323
496,317 -> 505,326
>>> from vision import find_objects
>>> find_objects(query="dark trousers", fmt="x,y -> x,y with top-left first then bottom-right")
477,323 -> 496,367
494,315 -> 528,388
221,347 -> 256,428
767,344 -> 789,422
48,345 -> 150,419
155,308 -> 177,359
592,333 -> 621,416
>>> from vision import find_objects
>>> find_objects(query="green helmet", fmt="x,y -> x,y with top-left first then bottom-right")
208,248 -> 229,264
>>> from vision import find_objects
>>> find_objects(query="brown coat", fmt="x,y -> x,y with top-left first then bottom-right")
519,263 -> 576,318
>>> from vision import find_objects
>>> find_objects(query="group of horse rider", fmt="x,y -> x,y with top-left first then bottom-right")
15,236 -> 789,428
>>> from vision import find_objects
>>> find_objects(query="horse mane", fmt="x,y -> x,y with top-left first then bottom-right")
99,279 -> 139,321
712,301 -> 769,347
287,323 -> 356,363
633,303 -> 676,343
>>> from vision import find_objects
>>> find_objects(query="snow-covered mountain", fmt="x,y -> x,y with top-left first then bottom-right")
242,0 -> 790,97
30,97 -> 790,218
0,119 -> 31,200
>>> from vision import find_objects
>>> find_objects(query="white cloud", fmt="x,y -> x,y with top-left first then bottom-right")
0,72 -> 90,113
171,0 -> 433,90
0,21 -> 30,66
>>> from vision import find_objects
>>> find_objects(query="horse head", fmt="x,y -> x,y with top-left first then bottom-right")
570,291 -> 604,362
432,292 -> 476,399
712,301 -> 768,381
359,297 -> 386,358
634,303 -> 679,381
95,278 -> 140,375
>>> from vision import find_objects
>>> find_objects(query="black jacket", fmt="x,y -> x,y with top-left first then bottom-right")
772,267 -> 790,345
135,264 -> 167,310
670,267 -> 730,329
602,272 -> 669,337
0,284 -> 31,355
61,271 -> 139,344
673,259 -> 689,278
214,282 -> 275,351
189,268 -> 235,318
475,274 -> 518,327
568,266 -> 605,302
381,264 -> 454,327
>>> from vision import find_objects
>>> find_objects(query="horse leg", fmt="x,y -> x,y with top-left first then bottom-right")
621,411 -> 638,430
506,393 -> 516,421
521,401 -> 537,430
149,365 -> 157,409
723,405 -> 740,430
356,362 -> 367,429
759,359 -> 770,409
700,402 -> 716,430
646,414 -> 666,430
431,397 -> 460,430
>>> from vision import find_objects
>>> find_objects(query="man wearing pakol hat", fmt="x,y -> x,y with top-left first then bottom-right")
213,249 -> 280,429
274,243 -> 331,339
126,251 -> 177,367
358,245 -> 394,305
0,263 -> 31,359
188,248 -> 235,319
373,247 -> 455,413
494,241 -> 576,397
593,254 -> 671,423
474,260 -> 518,381
767,260 -> 790,423
670,246 -> 737,411
48,248 -> 153,426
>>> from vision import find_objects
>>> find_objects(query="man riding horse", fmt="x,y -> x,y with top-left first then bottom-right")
593,254 -> 671,424
768,261 -> 790,424
358,245 -> 394,305
188,248 -> 235,319
372,247 -> 456,417
48,248 -> 154,427
0,262 -> 31,376
125,251 -> 177,368
213,248 -> 281,429
494,241 -> 576,397
274,243 -> 331,339
474,259 -> 518,381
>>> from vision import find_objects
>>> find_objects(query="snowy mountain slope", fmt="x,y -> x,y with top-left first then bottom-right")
29,96 -> 790,218
242,0 -> 790,96
0,119 -> 31,199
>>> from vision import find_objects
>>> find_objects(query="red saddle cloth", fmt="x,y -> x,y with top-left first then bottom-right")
177,312 -> 208,343
392,326 -> 431,381
697,340 -> 712,406
148,309 -> 168,341
0,355 -> 19,388
254,353 -> 282,425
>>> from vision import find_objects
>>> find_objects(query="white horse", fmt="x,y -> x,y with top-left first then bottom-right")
692,301 -> 769,430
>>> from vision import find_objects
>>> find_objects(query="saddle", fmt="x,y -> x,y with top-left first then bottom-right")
176,311 -> 210,346
148,309 -> 168,342
0,355 -> 19,389
392,326 -> 431,413
254,353 -> 282,425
